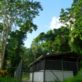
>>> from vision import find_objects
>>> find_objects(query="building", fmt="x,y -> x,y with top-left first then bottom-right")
29,52 -> 82,82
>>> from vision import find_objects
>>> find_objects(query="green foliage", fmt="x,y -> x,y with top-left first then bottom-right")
27,0 -> 82,73
0,0 -> 42,75
63,74 -> 82,82
30,27 -> 70,59
63,77 -> 74,82
0,0 -> 42,27
60,0 -> 82,54
63,69 -> 82,82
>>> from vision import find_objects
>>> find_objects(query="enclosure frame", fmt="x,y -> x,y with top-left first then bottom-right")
29,52 -> 82,82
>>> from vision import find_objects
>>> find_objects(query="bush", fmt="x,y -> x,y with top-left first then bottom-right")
0,70 -> 8,76
0,76 -> 19,82
63,76 -> 82,82
63,70 -> 82,82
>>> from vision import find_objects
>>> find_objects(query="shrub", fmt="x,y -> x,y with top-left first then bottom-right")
63,70 -> 82,82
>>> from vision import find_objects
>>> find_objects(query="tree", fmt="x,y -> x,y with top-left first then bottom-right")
0,0 -> 42,70
60,0 -> 82,54
31,27 -> 70,57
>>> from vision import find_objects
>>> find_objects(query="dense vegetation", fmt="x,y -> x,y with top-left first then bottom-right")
0,0 -> 42,77
23,0 -> 82,81
24,0 -> 82,65
0,0 -> 82,82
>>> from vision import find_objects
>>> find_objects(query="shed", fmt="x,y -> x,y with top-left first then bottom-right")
29,52 -> 82,82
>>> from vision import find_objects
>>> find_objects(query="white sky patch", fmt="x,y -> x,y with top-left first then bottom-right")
50,16 -> 64,29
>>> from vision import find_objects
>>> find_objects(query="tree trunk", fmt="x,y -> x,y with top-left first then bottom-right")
0,0 -> 12,69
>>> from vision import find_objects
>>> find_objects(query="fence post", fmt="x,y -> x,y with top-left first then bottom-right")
14,60 -> 22,82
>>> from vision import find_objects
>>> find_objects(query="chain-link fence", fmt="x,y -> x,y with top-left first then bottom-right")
14,60 -> 22,82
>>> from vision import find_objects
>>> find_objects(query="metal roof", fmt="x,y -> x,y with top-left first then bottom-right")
28,52 -> 82,67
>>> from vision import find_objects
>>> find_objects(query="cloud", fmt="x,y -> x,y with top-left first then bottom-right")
50,16 -> 64,29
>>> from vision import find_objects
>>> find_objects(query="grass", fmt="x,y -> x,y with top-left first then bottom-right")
0,76 -> 19,82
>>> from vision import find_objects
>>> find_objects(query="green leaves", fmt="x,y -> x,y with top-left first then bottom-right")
0,0 -> 42,74
31,27 -> 70,57
60,0 -> 82,54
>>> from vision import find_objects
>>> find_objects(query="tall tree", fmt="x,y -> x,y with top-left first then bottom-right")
31,27 -> 70,58
60,0 -> 82,54
0,0 -> 42,69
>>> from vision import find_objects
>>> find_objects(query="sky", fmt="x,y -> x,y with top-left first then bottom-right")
24,0 -> 73,48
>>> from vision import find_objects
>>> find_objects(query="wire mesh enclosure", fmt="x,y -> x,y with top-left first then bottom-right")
29,52 -> 82,82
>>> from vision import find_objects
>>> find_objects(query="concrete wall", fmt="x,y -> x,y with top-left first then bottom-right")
30,70 -> 44,82
30,70 -> 73,82
34,70 -> 43,82
45,70 -> 73,82
30,73 -> 32,82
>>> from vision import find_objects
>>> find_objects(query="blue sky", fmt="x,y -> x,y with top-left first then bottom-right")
24,0 -> 73,48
